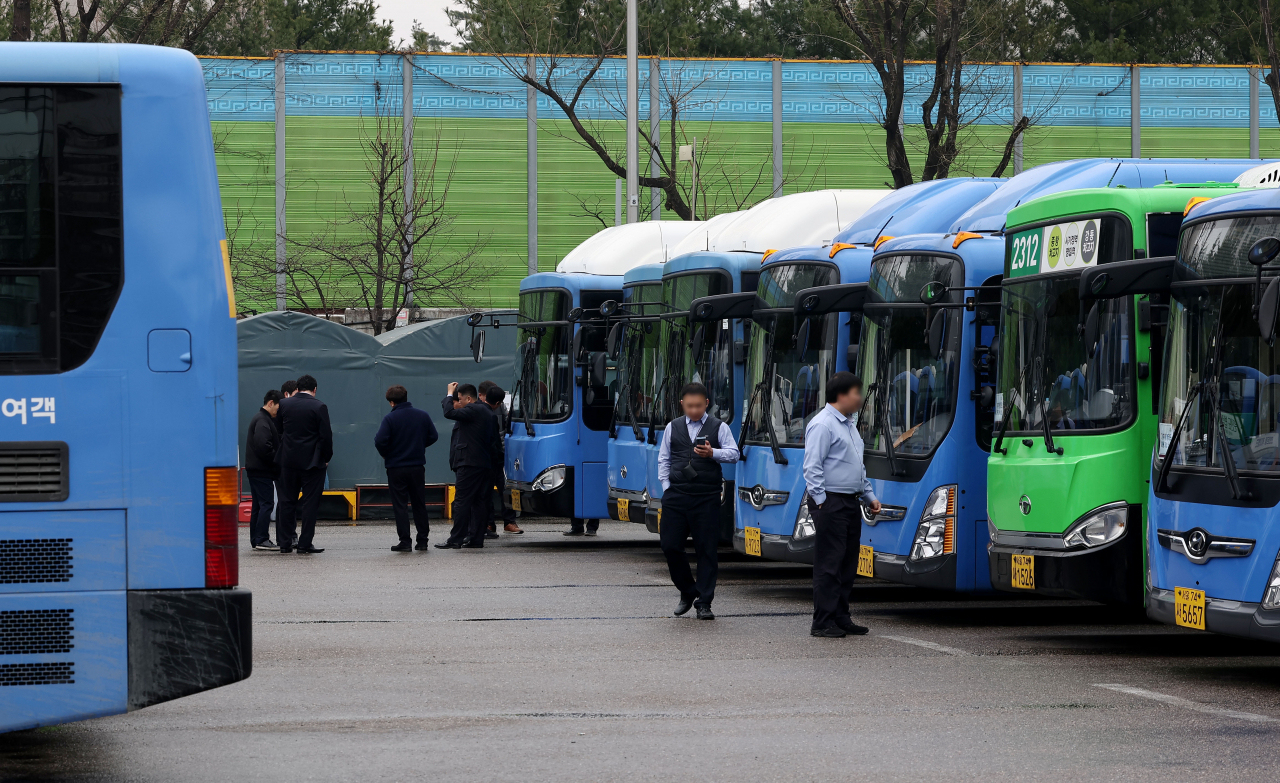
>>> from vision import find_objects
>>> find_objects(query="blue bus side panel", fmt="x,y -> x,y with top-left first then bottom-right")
0,590 -> 127,733
579,462 -> 609,519
0,374 -> 126,510
0,511 -> 125,594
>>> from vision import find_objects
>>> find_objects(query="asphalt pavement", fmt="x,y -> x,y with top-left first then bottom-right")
4,518 -> 1280,782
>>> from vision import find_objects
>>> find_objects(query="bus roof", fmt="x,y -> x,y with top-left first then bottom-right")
555,220 -> 701,275
519,271 -> 624,295
875,232 -> 1006,285
623,263 -> 664,286
1006,183 -> 1245,232
953,158 -> 1267,233
667,211 -> 745,256
663,250 -> 765,279
836,178 -> 1004,245
1181,185 -> 1280,221
703,189 -> 890,255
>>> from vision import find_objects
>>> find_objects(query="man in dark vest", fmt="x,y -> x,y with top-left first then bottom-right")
656,382 -> 739,620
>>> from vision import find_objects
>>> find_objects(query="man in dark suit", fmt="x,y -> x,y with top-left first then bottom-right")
245,389 -> 282,551
483,384 -> 522,536
374,384 -> 439,552
275,374 -> 333,554
436,382 -> 496,549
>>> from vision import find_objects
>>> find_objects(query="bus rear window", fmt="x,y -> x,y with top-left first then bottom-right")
0,85 -> 122,374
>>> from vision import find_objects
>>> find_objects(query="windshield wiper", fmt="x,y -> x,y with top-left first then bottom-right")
1031,301 -> 1063,457
1040,399 -> 1063,456
759,324 -> 788,465
1154,382 -> 1201,494
867,321 -> 901,477
1202,294 -> 1249,500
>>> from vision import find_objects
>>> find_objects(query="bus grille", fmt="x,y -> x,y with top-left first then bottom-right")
0,539 -> 73,584
0,609 -> 74,655
0,662 -> 75,686
0,442 -> 68,502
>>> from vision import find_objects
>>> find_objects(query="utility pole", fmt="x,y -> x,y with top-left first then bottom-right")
625,0 -> 639,223
402,53 -> 415,308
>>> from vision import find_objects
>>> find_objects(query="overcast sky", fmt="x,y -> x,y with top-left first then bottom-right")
381,0 -> 458,48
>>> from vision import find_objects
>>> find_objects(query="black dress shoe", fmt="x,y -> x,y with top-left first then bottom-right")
434,541 -> 461,549
811,626 -> 846,638
696,605 -> 715,620
391,541 -> 412,552
563,530 -> 584,537
673,594 -> 695,616
484,531 -> 499,539
414,542 -> 430,551
279,546 -> 293,554
461,542 -> 484,549
296,545 -> 324,554
835,618 -> 869,635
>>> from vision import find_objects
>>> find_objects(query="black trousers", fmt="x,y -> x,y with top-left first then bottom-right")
387,464 -> 430,544
246,469 -> 276,546
277,465 -> 325,549
810,492 -> 863,631
449,465 -> 491,546
658,489 -> 721,607
487,464 -> 515,529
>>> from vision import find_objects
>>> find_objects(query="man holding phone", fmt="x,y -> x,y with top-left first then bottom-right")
802,371 -> 881,638
656,382 -> 739,620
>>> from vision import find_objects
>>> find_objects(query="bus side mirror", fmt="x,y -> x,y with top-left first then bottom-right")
607,321 -> 625,360
470,330 -> 485,363
691,323 -> 707,358
1261,277 -> 1280,342
846,342 -> 859,371
600,299 -> 619,317
466,312 -> 484,327
794,318 -> 811,353
1083,302 -> 1099,358
567,307 -> 583,323
920,281 -> 947,305
975,386 -> 994,409
927,311 -> 946,359
591,350 -> 608,387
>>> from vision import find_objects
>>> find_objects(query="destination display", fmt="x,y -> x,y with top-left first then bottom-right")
1007,218 -> 1101,278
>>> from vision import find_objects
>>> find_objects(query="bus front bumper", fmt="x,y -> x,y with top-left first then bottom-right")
988,532 -> 1140,605
606,487 -> 648,523
1147,588 -> 1280,642
128,587 -> 252,711
732,529 -> 815,564
507,471 -> 575,518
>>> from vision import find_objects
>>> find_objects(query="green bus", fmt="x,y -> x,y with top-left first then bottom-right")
986,183 -> 1244,606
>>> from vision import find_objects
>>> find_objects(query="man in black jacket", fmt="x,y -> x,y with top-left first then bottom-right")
374,384 -> 440,552
483,384 -> 522,536
437,382 -> 496,549
245,389 -> 282,551
275,374 -> 333,554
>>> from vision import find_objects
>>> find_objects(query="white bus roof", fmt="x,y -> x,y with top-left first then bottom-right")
667,210 -> 745,256
555,221 -> 702,275
707,190 -> 890,254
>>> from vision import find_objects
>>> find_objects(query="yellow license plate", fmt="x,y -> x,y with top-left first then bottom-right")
510,489 -> 521,513
857,545 -> 874,578
617,498 -> 630,522
744,526 -> 761,556
1011,553 -> 1035,590
1175,586 -> 1206,630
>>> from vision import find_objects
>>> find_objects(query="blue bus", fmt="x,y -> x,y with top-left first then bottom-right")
731,178 -> 1003,563
605,263 -> 663,526
0,44 -> 247,733
1095,186 -> 1280,639
641,191 -> 889,539
504,223 -> 696,531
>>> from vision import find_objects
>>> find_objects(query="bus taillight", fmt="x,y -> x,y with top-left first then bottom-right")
205,467 -> 240,587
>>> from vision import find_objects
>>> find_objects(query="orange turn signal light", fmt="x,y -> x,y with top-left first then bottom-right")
205,466 -> 239,507
952,231 -> 983,249
873,235 -> 895,250
1184,196 -> 1211,215
762,248 -> 779,263
828,242 -> 857,258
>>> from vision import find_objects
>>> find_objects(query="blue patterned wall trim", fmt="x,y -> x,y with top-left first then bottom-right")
200,54 -> 1269,129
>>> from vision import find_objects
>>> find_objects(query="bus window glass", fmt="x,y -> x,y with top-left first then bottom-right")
513,290 -> 572,423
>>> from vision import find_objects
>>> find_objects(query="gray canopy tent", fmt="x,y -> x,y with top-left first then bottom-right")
237,311 -> 516,492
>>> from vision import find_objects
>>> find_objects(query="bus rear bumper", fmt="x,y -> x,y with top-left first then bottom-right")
127,587 -> 252,711
1147,587 -> 1280,643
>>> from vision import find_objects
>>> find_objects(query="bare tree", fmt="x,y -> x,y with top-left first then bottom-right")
285,80 -> 486,335
1262,0 -> 1280,125
10,0 -> 230,46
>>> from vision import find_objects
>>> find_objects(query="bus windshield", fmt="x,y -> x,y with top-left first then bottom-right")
743,263 -> 838,447
512,289 -> 572,423
1160,214 -> 1280,474
652,272 -> 729,428
613,283 -> 662,431
997,275 -> 1134,434
857,255 -> 962,456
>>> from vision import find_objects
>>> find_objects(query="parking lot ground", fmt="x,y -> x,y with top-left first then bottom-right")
4,518 -> 1280,782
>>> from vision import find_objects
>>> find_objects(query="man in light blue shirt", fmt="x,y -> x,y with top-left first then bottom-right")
656,382 -> 739,620
803,371 -> 881,638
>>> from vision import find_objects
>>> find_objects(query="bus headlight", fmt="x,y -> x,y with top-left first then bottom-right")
793,493 -> 816,540
1262,551 -> 1280,610
532,464 -> 567,492
909,485 -> 955,561
1062,503 -> 1127,549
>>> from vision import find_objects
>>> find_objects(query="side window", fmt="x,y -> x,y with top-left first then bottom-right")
0,85 -> 122,375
